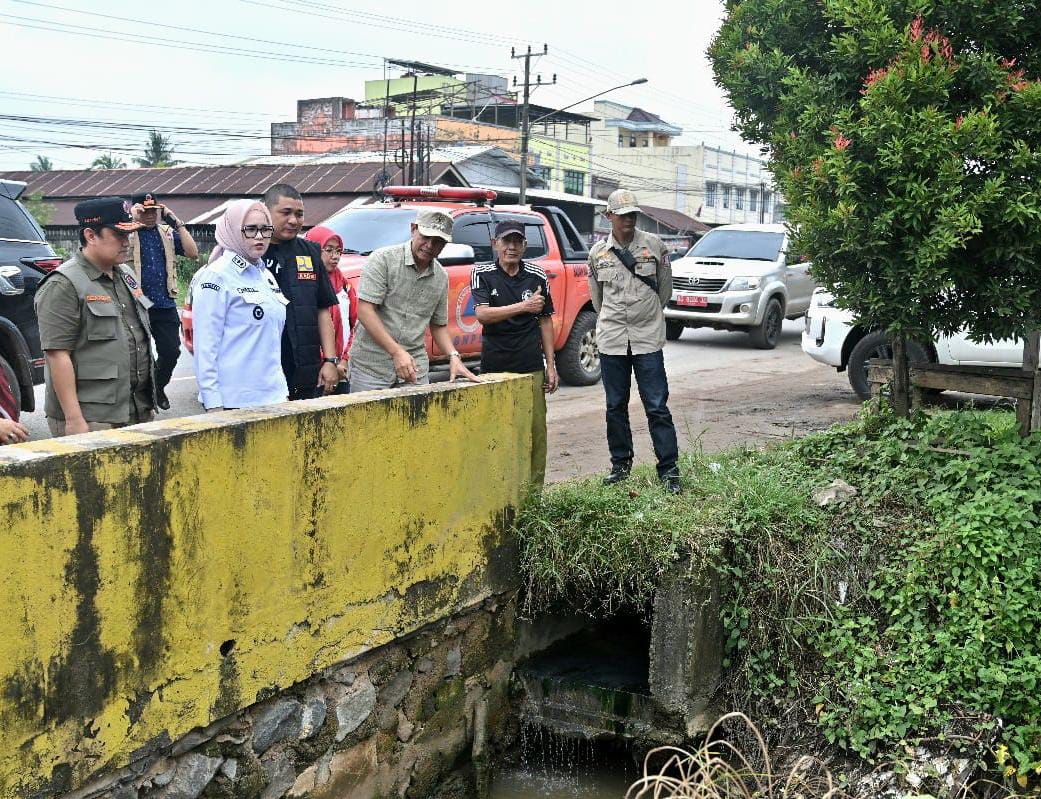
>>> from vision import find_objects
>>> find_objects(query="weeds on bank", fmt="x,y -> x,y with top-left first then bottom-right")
516,405 -> 1041,789
626,713 -> 1014,799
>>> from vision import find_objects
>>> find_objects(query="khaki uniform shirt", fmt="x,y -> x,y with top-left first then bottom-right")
587,230 -> 673,356
349,241 -> 449,384
37,252 -> 154,423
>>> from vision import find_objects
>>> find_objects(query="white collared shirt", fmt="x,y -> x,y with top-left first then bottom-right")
189,251 -> 289,409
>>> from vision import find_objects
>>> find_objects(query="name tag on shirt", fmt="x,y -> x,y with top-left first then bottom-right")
298,272 -> 317,281
296,256 -> 314,272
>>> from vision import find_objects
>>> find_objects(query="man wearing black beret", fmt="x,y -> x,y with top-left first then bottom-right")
34,197 -> 157,436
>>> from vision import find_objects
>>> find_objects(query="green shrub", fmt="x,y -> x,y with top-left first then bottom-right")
709,1 -> 1041,344
174,255 -> 201,305
517,407 -> 1041,784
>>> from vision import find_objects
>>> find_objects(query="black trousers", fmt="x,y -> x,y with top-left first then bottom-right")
148,306 -> 181,392
600,348 -> 679,477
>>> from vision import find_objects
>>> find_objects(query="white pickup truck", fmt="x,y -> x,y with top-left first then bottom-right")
802,288 -> 1024,398
664,223 -> 816,349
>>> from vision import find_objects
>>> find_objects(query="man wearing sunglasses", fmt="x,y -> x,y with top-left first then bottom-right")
261,183 -> 340,399
34,197 -> 157,436
125,192 -> 198,411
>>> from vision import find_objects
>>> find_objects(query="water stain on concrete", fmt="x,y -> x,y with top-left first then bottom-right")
45,456 -> 118,724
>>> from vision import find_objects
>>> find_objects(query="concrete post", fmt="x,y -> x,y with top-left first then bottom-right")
648,561 -> 725,735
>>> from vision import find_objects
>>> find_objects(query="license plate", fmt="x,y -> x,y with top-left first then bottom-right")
677,294 -> 708,308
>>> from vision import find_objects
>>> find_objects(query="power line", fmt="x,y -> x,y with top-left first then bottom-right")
12,0 -> 398,65
239,0 -> 529,53
0,13 -> 384,69
0,90 -> 284,121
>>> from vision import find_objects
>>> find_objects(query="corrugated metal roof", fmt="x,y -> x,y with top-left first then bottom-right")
0,162 -> 457,199
638,204 -> 710,234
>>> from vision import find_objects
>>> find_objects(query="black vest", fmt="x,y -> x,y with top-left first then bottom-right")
264,238 -> 324,391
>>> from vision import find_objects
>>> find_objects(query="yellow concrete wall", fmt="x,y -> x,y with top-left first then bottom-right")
0,375 -> 541,798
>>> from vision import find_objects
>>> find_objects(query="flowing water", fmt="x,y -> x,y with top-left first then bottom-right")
488,724 -> 640,799
488,764 -> 633,799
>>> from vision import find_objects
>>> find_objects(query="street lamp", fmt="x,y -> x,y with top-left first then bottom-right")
519,78 -> 648,203
529,78 -> 648,127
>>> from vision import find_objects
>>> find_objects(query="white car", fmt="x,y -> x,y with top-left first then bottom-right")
665,223 -> 817,349
802,288 -> 1023,399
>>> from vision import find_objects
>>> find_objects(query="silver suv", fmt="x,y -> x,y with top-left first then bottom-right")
664,223 -> 816,349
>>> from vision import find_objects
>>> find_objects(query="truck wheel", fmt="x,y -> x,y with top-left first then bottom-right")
0,354 -> 21,415
556,309 -> 601,386
665,320 -> 685,341
749,298 -> 784,349
847,331 -> 932,400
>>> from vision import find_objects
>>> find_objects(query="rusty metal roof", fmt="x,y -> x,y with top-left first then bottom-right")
0,162 -> 458,200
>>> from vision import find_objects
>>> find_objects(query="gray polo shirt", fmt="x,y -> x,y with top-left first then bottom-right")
587,229 -> 673,356
349,241 -> 449,384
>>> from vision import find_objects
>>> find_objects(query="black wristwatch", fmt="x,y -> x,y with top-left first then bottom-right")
322,356 -> 340,365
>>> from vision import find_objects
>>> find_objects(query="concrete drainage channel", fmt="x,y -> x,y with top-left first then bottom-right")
493,561 -> 726,797
40,563 -> 722,799
517,562 -> 723,739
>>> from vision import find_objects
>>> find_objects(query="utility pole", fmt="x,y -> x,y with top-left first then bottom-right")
759,180 -> 766,223
408,72 -> 419,185
381,67 -> 390,189
512,44 -> 554,205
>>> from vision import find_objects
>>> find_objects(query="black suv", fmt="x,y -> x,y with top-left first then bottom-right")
0,179 -> 62,413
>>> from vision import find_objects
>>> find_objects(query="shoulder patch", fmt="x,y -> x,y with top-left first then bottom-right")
231,254 -> 248,269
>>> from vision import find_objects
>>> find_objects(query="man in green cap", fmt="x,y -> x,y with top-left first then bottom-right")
35,197 -> 157,436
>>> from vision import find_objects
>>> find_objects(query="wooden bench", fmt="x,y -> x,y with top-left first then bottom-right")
867,333 -> 1041,436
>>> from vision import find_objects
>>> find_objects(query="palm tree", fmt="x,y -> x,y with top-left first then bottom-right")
30,155 -> 53,172
91,153 -> 127,170
135,130 -> 180,168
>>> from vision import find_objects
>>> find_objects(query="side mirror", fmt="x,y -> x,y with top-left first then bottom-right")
438,244 -> 476,266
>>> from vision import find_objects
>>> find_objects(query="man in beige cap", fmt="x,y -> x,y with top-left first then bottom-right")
349,208 -> 478,391
588,189 -> 680,493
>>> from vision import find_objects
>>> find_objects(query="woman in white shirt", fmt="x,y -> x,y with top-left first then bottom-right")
190,200 -> 289,411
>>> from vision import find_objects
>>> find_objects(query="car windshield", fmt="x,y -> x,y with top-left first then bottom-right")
319,207 -> 419,255
686,230 -> 784,262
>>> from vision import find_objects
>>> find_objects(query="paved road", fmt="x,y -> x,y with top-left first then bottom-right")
18,320 -> 862,481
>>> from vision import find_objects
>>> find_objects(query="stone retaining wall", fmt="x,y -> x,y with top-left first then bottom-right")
65,595 -> 517,799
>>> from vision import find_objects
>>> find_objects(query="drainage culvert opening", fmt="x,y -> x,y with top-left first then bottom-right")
515,614 -> 652,742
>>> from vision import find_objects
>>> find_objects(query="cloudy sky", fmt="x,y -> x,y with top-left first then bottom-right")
0,0 -> 757,172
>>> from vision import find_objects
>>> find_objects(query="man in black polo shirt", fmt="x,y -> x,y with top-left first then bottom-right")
262,183 -> 340,399
471,220 -> 559,393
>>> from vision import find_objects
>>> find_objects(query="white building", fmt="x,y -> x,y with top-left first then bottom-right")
585,101 -> 784,226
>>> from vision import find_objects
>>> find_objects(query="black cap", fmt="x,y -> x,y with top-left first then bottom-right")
74,197 -> 144,233
131,192 -> 163,209
493,220 -> 526,239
